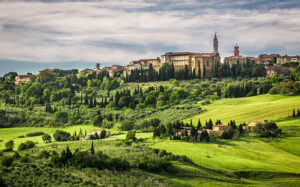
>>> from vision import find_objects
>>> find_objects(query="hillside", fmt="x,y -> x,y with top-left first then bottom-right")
186,94 -> 300,124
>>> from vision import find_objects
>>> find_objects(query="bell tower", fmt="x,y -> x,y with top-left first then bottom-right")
213,32 -> 219,56
234,44 -> 239,56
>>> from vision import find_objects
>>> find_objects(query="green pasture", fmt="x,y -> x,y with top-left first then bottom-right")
151,138 -> 300,174
265,119 -> 300,156
185,94 -> 300,125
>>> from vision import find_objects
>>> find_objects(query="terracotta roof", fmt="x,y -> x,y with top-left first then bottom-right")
163,52 -> 197,56
39,68 -> 57,73
214,124 -> 229,127
192,53 -> 215,57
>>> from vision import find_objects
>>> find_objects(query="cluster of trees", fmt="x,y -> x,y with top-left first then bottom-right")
124,61 -> 267,83
269,81 -> 300,96
213,61 -> 266,78
49,146 -> 130,171
153,119 -> 247,141
254,122 -> 281,138
18,141 -> 35,151
101,86 -> 189,110
223,81 -> 272,98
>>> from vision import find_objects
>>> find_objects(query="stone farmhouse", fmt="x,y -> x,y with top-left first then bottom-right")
91,129 -> 111,136
243,121 -> 265,132
176,124 -> 231,137
15,75 -> 32,87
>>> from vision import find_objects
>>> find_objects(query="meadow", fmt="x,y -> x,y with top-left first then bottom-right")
185,94 -> 300,124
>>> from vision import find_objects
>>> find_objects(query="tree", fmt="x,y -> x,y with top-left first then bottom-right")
126,130 -> 137,141
197,119 -> 202,130
91,142 -> 95,154
96,63 -> 101,70
200,130 -> 209,142
100,130 -> 106,139
298,109 -> 300,117
93,115 -> 103,126
0,156 -> 14,167
54,111 -> 69,123
5,140 -> 14,151
150,118 -> 160,128
293,109 -> 296,117
238,124 -> 244,137
53,130 -> 71,141
42,134 -> 52,143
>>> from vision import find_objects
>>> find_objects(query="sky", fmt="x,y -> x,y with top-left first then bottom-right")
0,0 -> 300,75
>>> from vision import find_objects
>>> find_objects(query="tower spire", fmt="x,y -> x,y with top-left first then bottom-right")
213,32 -> 219,56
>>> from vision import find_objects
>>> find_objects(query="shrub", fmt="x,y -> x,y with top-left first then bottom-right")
53,130 -> 71,141
20,155 -> 30,163
18,141 -> 35,151
38,150 -> 50,159
54,111 -> 68,123
93,115 -> 103,126
1,156 -> 14,167
26,131 -> 44,137
119,121 -> 135,131
42,134 -> 52,143
4,140 -> 14,151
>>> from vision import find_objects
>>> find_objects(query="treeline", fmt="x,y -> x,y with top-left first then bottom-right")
97,85 -> 189,110
223,81 -> 272,98
124,61 -> 266,83
153,119 -> 246,141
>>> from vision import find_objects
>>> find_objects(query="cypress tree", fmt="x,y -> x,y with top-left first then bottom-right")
293,109 -> 296,117
197,119 -> 202,130
84,93 -> 88,105
91,141 -> 95,154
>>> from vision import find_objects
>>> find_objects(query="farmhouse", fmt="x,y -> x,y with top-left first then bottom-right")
15,74 -> 32,87
243,121 -> 265,132
213,124 -> 231,132
91,129 -> 111,136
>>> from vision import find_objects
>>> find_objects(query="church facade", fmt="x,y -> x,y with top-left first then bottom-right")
160,33 -> 221,77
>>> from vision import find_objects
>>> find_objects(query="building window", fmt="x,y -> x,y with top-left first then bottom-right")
207,61 -> 209,66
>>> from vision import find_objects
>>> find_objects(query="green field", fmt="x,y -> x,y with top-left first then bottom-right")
186,94 -> 300,124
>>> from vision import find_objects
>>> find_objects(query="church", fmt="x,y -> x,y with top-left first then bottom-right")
160,33 -> 221,78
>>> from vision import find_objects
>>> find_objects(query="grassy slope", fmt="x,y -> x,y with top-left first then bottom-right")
0,125 -> 151,149
185,94 -> 300,124
151,138 -> 300,174
267,119 -> 300,156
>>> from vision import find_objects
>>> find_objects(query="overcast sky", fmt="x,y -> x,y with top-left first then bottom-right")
0,0 -> 300,75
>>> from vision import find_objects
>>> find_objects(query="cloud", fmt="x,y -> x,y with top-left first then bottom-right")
0,0 -> 299,70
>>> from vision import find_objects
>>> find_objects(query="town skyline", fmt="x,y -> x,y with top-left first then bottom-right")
0,0 -> 300,75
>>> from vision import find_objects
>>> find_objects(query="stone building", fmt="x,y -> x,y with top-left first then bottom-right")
277,55 -> 300,64
161,33 -> 221,77
224,44 -> 253,67
15,75 -> 31,87
91,129 -> 111,136
258,54 -> 280,64
265,64 -> 292,77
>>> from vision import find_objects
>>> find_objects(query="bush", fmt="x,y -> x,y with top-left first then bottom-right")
1,156 -> 14,167
26,131 -> 44,137
18,141 -> 35,151
4,140 -> 14,151
53,130 -> 71,141
42,134 -> 52,143
93,115 -> 103,126
119,121 -> 135,131
54,111 -> 68,123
